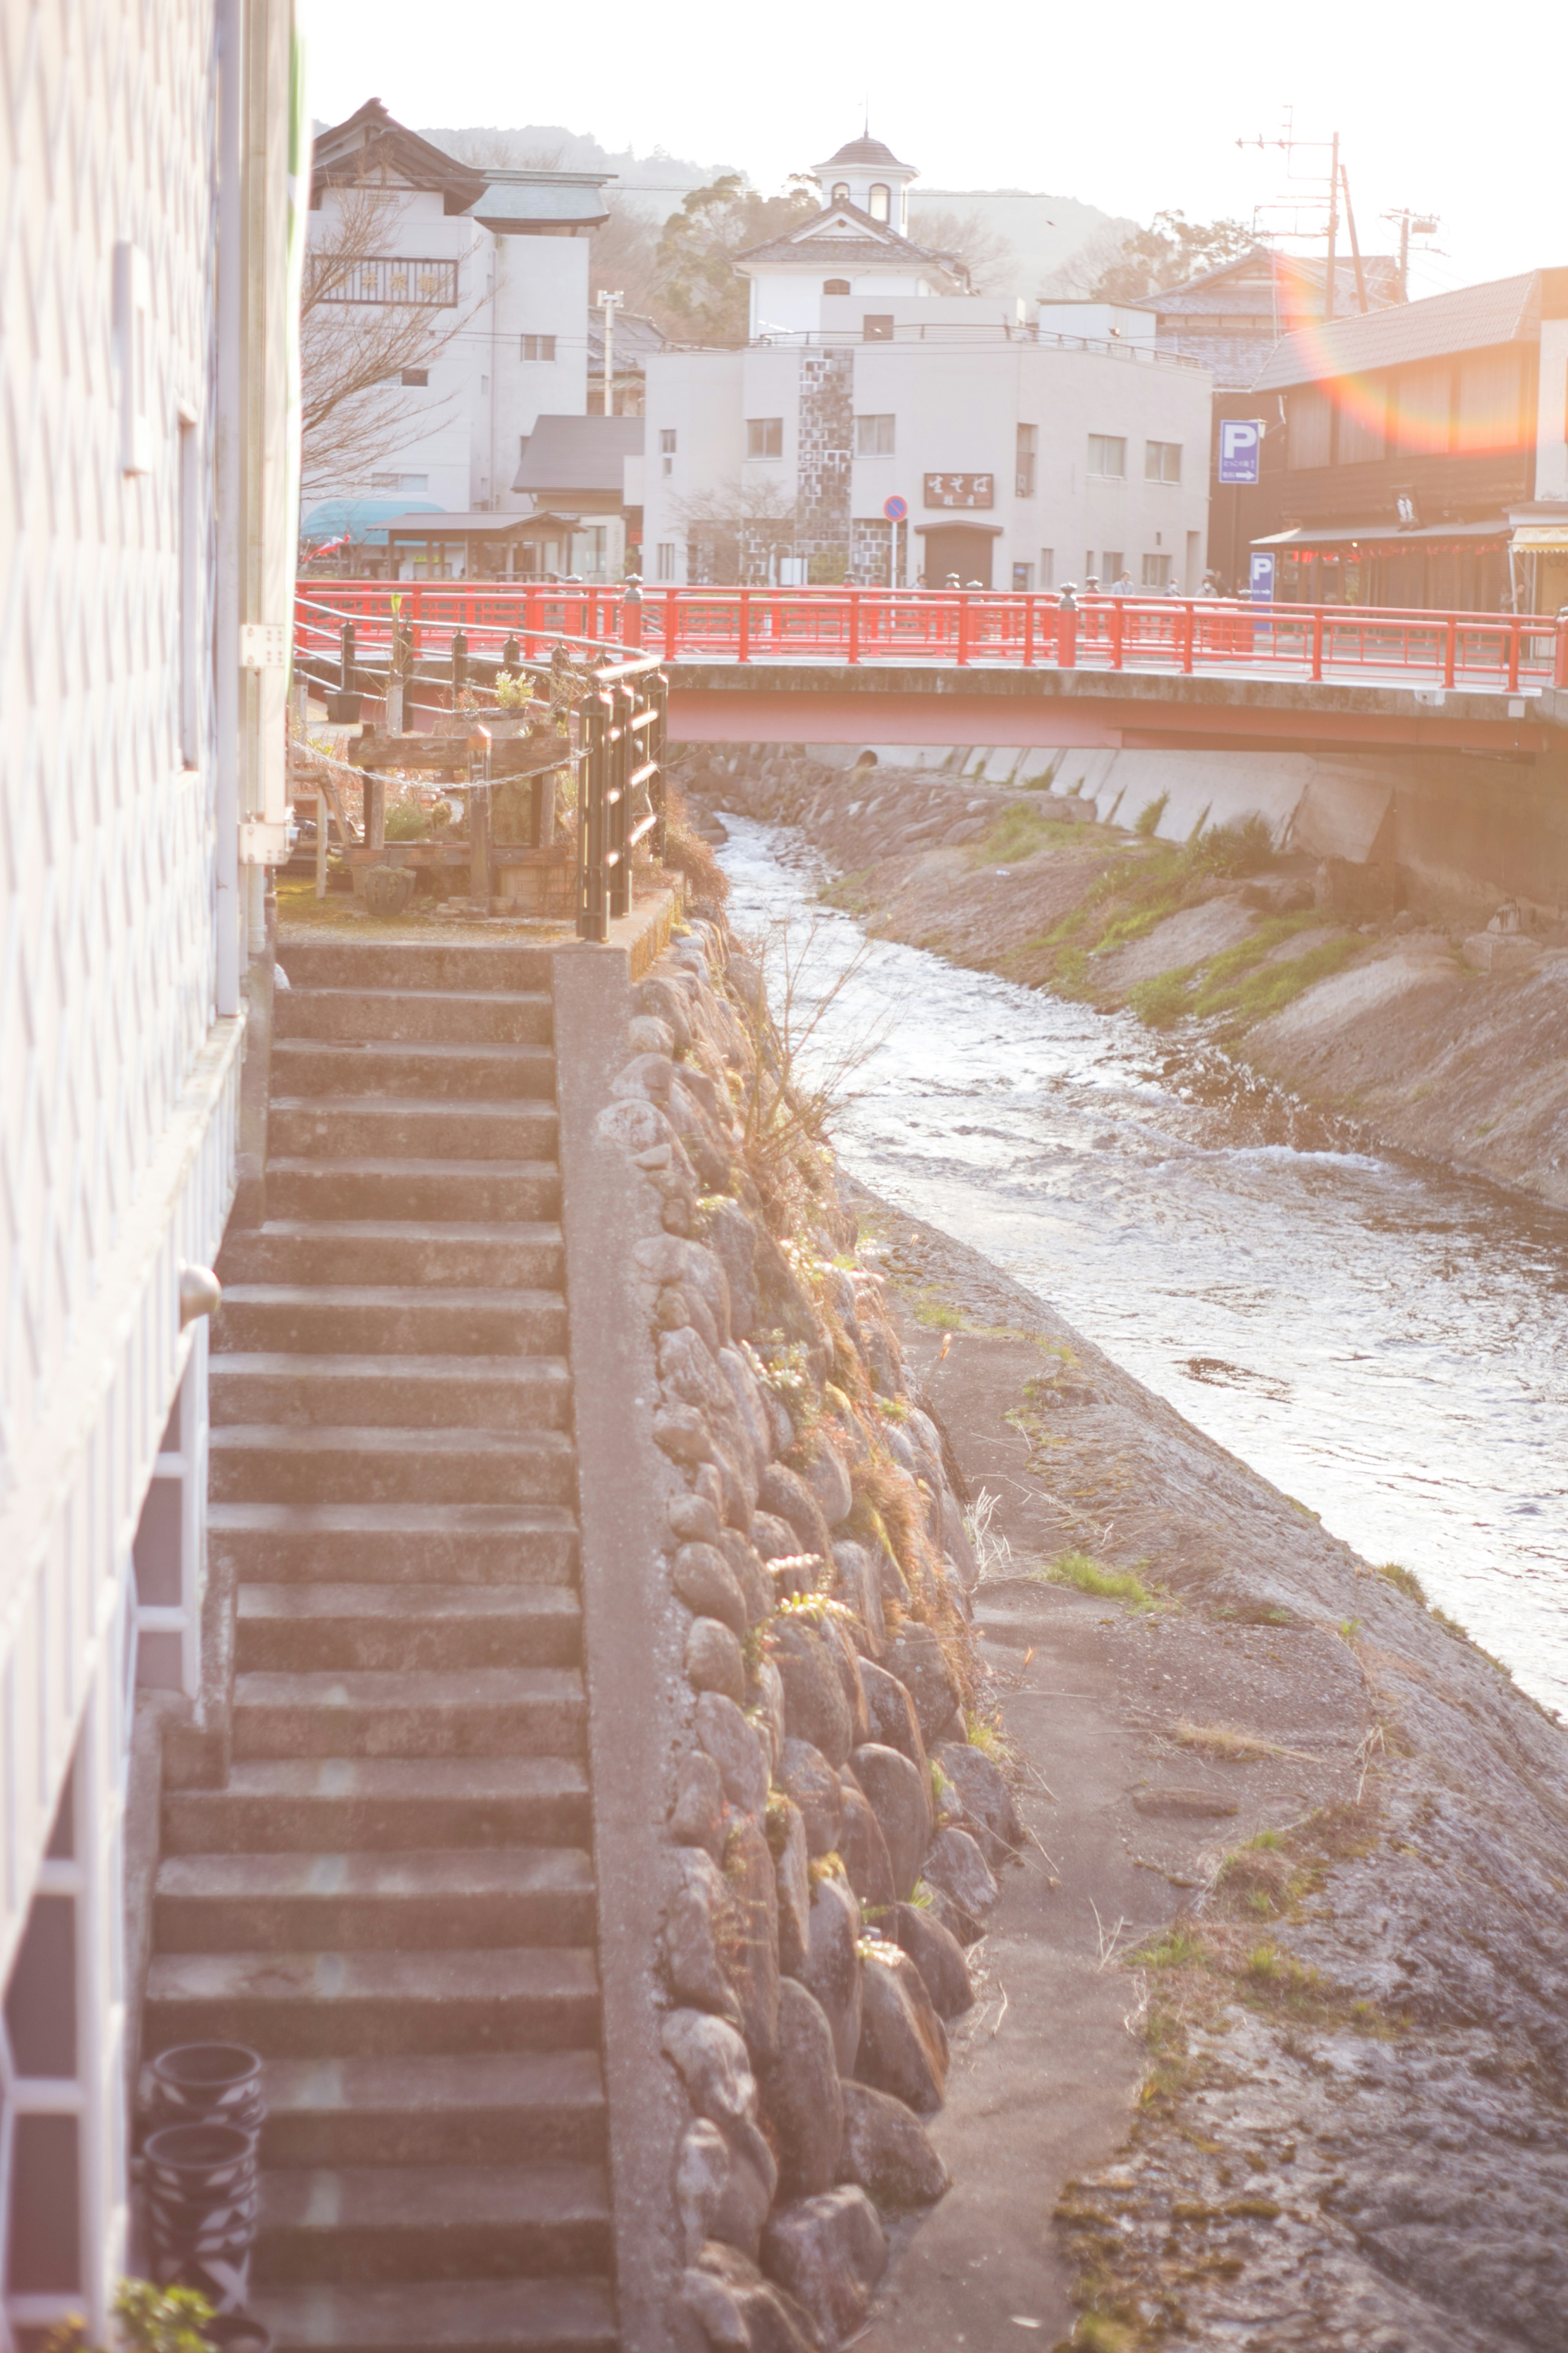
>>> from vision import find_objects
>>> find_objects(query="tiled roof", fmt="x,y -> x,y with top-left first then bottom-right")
512,414 -> 643,495
817,136 -> 910,170
737,201 -> 957,276
1253,271 -> 1545,389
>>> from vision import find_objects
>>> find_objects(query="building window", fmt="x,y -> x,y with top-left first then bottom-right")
824,278 -> 851,296
747,417 -> 784,459
1142,553 -> 1172,588
521,334 -> 557,362
831,183 -> 850,204
1145,439 -> 1182,483
1039,548 -> 1054,587
869,183 -> 891,223
1102,550 -> 1125,584
660,429 -> 677,453
657,542 -> 676,581
1087,435 -> 1126,477
863,314 -> 894,342
854,414 -> 895,456
1016,422 -> 1038,497
371,474 -> 397,490
400,474 -> 428,492
401,367 -> 429,387
1012,562 -> 1033,591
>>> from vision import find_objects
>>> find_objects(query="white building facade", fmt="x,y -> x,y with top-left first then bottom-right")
643,136 -> 1212,592
0,1 -> 297,2330
304,105 -> 610,544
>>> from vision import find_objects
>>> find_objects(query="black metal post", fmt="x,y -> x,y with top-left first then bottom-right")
451,627 -> 468,697
340,619 -> 356,694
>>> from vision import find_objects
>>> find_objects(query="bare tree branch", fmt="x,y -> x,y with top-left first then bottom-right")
906,205 -> 1018,296
301,171 -> 479,493
670,472 -> 798,584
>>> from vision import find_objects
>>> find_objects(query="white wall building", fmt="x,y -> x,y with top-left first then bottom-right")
304,105 -> 610,547
643,134 -> 1212,592
0,0 -> 296,2328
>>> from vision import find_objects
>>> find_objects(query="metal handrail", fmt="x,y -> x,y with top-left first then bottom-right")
295,582 -> 1568,694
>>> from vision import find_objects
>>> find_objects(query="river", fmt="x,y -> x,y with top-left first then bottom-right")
717,813 -> 1568,1714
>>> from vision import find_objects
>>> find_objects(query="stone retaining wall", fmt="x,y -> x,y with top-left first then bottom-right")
584,910 -> 1026,2352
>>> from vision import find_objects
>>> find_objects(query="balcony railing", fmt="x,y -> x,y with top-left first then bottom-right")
309,255 -> 459,306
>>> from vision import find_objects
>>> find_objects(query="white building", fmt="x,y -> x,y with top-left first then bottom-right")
643,134 -> 1213,592
304,104 -> 611,549
0,0 -> 296,2328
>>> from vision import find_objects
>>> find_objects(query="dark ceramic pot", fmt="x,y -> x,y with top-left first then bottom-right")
145,2121 -> 258,2311
150,2043 -> 265,2135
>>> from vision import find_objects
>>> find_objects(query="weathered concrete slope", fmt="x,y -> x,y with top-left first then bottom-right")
857,1187 -> 1568,2353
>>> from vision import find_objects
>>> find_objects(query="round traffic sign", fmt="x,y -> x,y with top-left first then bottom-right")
883,495 -> 908,522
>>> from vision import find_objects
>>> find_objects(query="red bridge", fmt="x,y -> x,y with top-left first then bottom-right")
296,584 -> 1568,756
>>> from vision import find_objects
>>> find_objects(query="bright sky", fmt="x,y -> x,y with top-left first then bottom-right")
301,0 -> 1560,304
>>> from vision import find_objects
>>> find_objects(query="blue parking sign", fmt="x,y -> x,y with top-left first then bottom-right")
1219,420 -> 1262,484
1250,551 -> 1276,604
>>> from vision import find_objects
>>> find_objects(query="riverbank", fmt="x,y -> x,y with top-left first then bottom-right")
676,749 -> 1568,1210
845,1181 -> 1568,2353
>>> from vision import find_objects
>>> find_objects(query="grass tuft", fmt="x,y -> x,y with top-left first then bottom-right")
1173,1720 -> 1312,1764
1033,1550 -> 1162,1610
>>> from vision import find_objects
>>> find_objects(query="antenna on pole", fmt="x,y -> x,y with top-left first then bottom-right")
1237,118 -> 1351,321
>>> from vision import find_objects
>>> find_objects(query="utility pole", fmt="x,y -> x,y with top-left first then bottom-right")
1383,208 -> 1440,302
1238,119 -> 1361,320
597,288 -> 623,418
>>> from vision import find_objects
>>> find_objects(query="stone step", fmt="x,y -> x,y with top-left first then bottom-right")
154,1849 -> 596,1954
251,2279 -> 616,2353
234,1585 -> 582,1674
248,2051 -> 605,2170
267,1159 -> 560,1225
269,1098 -> 559,1165
231,1669 -> 585,1759
271,1037 -> 555,1102
163,1759 -> 590,1855
276,988 -> 552,1048
278,939 -> 555,994
212,1354 -> 572,1434
209,1504 -> 578,1588
144,1945 -> 599,2059
254,2162 -> 610,2285
210,1427 -> 575,1508
214,1285 -> 565,1357
217,1221 -> 564,1293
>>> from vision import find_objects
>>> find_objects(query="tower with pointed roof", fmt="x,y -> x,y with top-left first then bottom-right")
812,134 -> 920,234
735,132 -> 964,341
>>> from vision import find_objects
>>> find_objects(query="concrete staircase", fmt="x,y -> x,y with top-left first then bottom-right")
146,937 -> 617,2353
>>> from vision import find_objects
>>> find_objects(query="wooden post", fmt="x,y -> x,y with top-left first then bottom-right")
365,774 -> 386,855
315,789 -> 328,898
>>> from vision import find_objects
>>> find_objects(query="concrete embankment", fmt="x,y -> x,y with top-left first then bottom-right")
675,745 -> 1568,1209
849,1185 -> 1568,2353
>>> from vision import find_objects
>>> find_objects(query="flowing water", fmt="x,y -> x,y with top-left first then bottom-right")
717,814 -> 1568,1713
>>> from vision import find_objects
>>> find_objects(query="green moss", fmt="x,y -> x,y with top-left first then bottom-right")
1195,935 -> 1361,1023
1126,966 -> 1198,1027
1033,1550 -> 1161,1610
1133,792 -> 1169,837
972,802 -> 1089,865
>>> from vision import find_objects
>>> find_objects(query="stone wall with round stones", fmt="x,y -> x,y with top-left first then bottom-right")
592,913 -> 1027,2353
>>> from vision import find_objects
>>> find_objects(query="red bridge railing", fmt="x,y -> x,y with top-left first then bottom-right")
295,583 -> 1568,694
